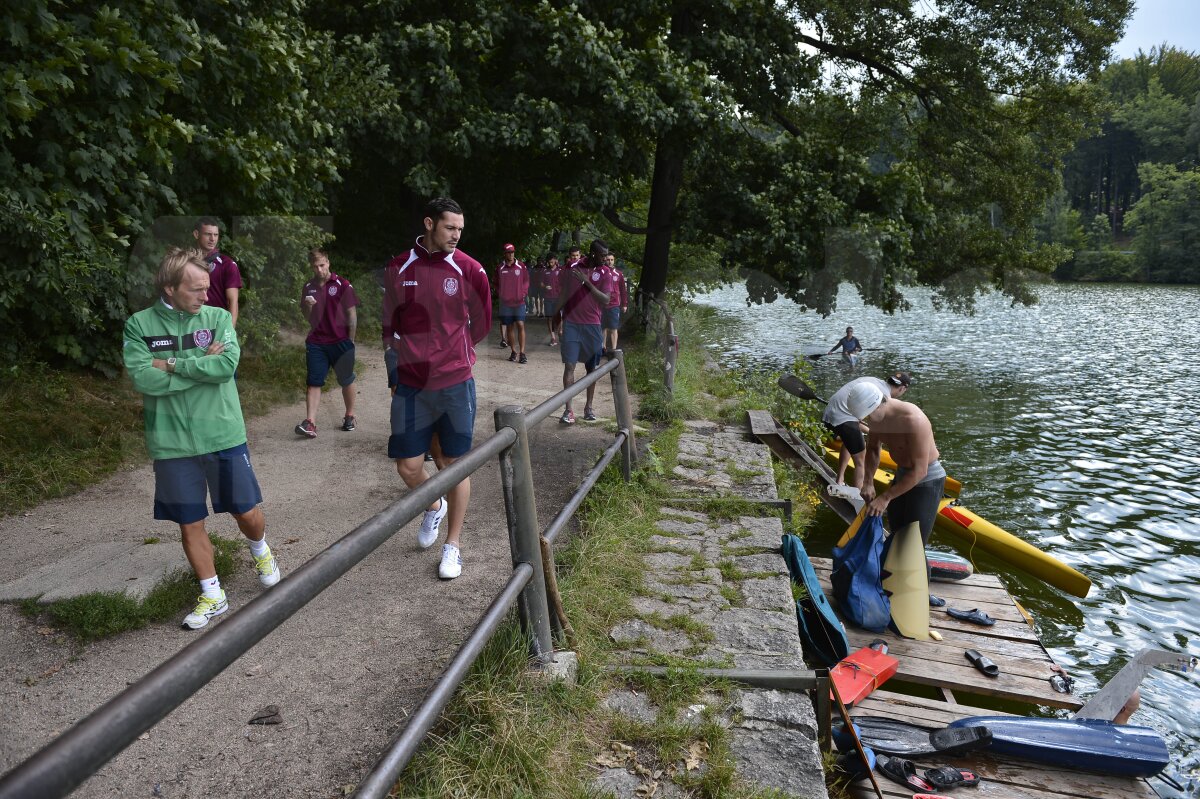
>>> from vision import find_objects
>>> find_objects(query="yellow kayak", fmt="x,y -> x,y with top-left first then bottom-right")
824,441 -> 962,496
832,455 -> 1091,599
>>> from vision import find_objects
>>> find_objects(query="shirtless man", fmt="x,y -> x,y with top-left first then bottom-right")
848,382 -> 947,545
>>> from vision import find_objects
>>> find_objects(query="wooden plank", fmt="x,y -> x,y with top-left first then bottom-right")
746,409 -> 779,437
749,418 -> 862,524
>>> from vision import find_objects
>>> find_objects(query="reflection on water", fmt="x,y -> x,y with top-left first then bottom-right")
693,282 -> 1200,787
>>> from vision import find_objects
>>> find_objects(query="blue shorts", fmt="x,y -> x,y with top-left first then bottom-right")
561,321 -> 603,369
388,378 -> 476,459
153,443 -> 263,525
500,303 -> 527,326
306,340 -> 356,387
602,306 -> 621,330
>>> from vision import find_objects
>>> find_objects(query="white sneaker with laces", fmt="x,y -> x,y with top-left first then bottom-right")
418,497 -> 448,548
182,592 -> 228,630
439,543 -> 462,580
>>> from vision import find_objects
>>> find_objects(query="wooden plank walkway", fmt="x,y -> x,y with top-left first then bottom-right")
847,691 -> 1156,799
811,557 -> 1081,711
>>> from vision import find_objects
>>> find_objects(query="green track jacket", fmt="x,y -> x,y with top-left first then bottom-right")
123,300 -> 245,460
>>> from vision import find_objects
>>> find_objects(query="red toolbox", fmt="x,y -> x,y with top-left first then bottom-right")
830,646 -> 899,707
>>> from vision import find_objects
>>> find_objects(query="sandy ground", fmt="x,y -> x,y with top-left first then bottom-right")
0,322 -> 633,798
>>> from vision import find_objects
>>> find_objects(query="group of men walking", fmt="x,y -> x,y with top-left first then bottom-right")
123,199 -> 634,631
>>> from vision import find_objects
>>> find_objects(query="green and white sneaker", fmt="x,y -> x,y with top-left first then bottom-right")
182,592 -> 228,630
253,546 -> 281,587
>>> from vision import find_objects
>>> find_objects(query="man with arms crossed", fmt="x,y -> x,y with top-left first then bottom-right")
381,198 -> 492,580
850,382 -> 947,545
193,217 -> 243,328
295,248 -> 359,437
542,254 -> 562,346
555,240 -> 612,424
823,372 -> 911,487
124,248 -> 281,630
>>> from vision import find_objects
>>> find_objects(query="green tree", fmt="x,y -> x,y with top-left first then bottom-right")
0,0 -> 382,370
1125,162 -> 1200,282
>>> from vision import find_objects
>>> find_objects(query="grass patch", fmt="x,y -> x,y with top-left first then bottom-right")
0,347 -> 309,519
19,534 -> 241,642
719,584 -> 744,607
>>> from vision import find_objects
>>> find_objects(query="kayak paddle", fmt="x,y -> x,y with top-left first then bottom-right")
777,374 -> 827,404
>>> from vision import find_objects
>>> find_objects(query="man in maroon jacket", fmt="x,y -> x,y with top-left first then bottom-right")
497,243 -> 530,364
555,240 -> 612,424
193,217 -> 243,328
381,198 -> 492,580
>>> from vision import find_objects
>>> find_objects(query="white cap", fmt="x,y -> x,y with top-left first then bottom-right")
847,383 -> 886,419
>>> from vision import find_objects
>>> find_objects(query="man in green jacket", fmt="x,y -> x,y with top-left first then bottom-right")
124,247 -> 282,630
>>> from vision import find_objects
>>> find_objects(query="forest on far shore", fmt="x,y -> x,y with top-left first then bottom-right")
1039,46 -> 1200,283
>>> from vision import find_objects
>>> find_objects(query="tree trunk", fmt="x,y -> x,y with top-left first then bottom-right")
638,138 -> 685,301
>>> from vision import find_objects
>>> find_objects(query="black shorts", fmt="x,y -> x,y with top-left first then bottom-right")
888,476 -> 946,547
826,420 -> 865,455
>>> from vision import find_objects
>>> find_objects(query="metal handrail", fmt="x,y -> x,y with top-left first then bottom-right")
353,563 -> 534,797
0,350 -> 640,799
0,431 -> 515,799
543,431 -> 627,547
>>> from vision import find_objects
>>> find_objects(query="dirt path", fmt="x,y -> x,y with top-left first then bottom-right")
0,326 -> 631,798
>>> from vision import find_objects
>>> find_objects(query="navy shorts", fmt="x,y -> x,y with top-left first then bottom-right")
500,303 -> 527,326
153,443 -> 263,525
306,340 -> 356,387
826,420 -> 866,455
603,306 -> 621,330
561,321 -> 603,368
388,378 -> 476,459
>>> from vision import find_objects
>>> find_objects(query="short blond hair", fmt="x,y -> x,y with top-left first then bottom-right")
308,247 -> 329,262
156,247 -> 208,295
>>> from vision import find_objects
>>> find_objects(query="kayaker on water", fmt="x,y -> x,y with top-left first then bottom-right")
823,372 -> 911,488
848,382 -> 946,546
827,326 -> 863,361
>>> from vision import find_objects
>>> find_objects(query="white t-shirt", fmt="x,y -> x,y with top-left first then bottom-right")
822,377 -> 890,426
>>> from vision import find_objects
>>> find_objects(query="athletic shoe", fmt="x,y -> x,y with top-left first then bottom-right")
498,339 -> 508,348
340,415 -> 356,432
438,543 -> 462,580
182,592 -> 228,630
560,410 -> 575,425
518,353 -> 528,364
418,497 -> 448,548
584,408 -> 597,421
295,419 -> 317,438
253,546 -> 281,587
424,452 -> 435,462
508,351 -> 517,362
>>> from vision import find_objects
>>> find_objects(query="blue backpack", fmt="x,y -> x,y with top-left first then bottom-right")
831,515 -> 891,633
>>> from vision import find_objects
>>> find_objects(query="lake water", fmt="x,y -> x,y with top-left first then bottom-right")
692,281 -> 1200,793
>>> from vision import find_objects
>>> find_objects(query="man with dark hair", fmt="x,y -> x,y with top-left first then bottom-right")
497,243 -> 530,364
295,248 -> 359,437
124,247 -> 281,630
601,252 -> 627,356
555,239 -> 611,424
381,198 -> 492,580
192,217 -> 243,328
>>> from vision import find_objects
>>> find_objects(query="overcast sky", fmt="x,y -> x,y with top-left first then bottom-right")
1111,0 -> 1200,60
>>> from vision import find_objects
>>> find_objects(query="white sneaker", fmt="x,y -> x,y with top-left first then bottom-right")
182,592 -> 228,630
418,497 -> 447,548
438,543 -> 462,580
252,545 -> 281,587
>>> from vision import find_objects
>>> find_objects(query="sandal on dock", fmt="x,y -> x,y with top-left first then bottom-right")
947,607 -> 995,625
924,765 -> 981,788
965,648 -> 1000,677
837,716 -> 993,757
876,755 -> 936,792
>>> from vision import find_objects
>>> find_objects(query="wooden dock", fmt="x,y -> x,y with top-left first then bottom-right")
746,410 -> 1159,798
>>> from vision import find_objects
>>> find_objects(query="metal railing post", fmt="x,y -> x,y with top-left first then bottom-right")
493,405 -> 554,663
608,350 -> 637,480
